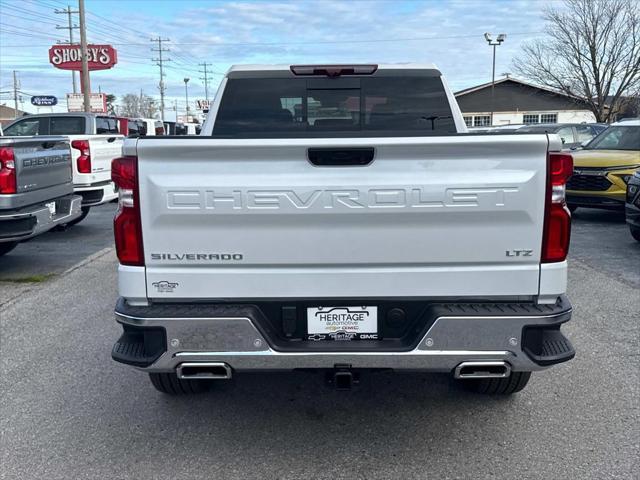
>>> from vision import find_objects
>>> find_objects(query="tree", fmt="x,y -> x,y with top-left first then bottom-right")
105,94 -> 116,115
514,0 -> 640,122
119,93 -> 140,117
139,95 -> 157,118
117,93 -> 158,118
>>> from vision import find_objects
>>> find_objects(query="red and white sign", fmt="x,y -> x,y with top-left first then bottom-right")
67,93 -> 107,113
49,44 -> 117,71
196,99 -> 210,110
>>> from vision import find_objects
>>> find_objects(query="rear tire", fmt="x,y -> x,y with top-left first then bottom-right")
461,371 -> 531,395
0,241 -> 19,256
62,206 -> 91,228
148,372 -> 210,395
630,226 -> 640,242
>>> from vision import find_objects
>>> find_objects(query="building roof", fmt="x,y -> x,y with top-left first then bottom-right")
0,104 -> 25,119
455,77 -> 594,113
455,77 -> 584,101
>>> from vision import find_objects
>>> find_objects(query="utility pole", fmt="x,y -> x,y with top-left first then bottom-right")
198,62 -> 213,101
55,5 -> 79,93
484,33 -> 506,126
13,70 -> 19,118
78,0 -> 91,112
151,37 -> 171,121
183,78 -> 190,121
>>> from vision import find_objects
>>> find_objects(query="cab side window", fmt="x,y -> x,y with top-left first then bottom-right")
96,117 -> 119,134
556,127 -> 574,145
3,118 -> 43,136
576,125 -> 595,144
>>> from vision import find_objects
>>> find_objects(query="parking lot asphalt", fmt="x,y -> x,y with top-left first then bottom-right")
1,208 -> 639,480
570,208 -> 640,288
0,202 -> 117,282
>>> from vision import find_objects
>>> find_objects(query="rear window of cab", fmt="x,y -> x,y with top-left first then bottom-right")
212,76 -> 456,138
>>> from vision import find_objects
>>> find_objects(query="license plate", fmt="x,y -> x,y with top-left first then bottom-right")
46,201 -> 56,216
307,306 -> 378,341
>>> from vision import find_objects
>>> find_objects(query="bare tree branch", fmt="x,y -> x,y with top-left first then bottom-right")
513,0 -> 640,122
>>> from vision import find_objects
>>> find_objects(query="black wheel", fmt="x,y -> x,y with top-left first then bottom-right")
630,226 -> 640,243
461,371 -> 531,395
568,204 -> 578,213
149,372 -> 210,395
0,241 -> 19,256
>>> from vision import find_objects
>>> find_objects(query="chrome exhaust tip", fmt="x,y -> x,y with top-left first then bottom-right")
454,361 -> 511,379
177,362 -> 232,380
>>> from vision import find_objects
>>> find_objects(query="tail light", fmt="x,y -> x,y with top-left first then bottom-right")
112,156 -> 144,266
72,139 -> 91,173
0,147 -> 17,194
542,152 -> 573,263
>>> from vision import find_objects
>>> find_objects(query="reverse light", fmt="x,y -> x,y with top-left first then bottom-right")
71,139 -> 91,173
0,147 -> 17,194
112,156 -> 144,266
542,152 -> 573,263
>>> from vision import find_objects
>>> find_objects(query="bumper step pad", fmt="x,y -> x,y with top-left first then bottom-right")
522,328 -> 575,366
112,328 -> 166,367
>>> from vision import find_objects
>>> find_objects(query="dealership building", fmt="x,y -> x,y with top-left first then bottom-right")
455,77 -> 596,127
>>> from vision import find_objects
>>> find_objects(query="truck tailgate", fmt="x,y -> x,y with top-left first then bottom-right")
2,136 -> 73,208
137,135 -> 550,299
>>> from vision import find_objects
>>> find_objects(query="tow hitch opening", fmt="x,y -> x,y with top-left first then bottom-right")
326,366 -> 359,390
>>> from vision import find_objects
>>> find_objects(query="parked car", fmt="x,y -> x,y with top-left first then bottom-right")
116,117 -> 137,137
0,136 -> 82,255
163,121 -> 188,136
567,120 -> 640,211
625,170 -> 640,242
183,122 -> 202,135
516,123 -> 607,149
3,113 -> 124,225
110,63 -> 575,397
138,118 -> 165,136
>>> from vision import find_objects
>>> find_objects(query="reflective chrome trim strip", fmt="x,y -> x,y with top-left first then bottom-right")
175,349 -> 511,357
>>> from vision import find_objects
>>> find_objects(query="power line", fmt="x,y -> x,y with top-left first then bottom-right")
0,11 -> 59,27
151,37 -> 170,122
0,2 -> 61,24
1,30 -> 545,49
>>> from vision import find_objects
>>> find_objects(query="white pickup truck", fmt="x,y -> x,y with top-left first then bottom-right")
111,64 -> 575,395
4,113 -> 123,225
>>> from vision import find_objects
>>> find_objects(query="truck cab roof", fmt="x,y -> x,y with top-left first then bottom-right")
225,63 -> 442,78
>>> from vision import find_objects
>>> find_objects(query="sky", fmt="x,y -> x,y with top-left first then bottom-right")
0,0 -> 553,118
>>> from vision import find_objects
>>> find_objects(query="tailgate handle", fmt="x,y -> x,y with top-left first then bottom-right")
307,147 -> 374,166
41,141 -> 56,149
107,137 -> 117,143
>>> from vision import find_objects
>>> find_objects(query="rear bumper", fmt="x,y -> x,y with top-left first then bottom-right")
0,194 -> 82,242
74,181 -> 117,207
113,296 -> 575,374
567,192 -> 625,209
